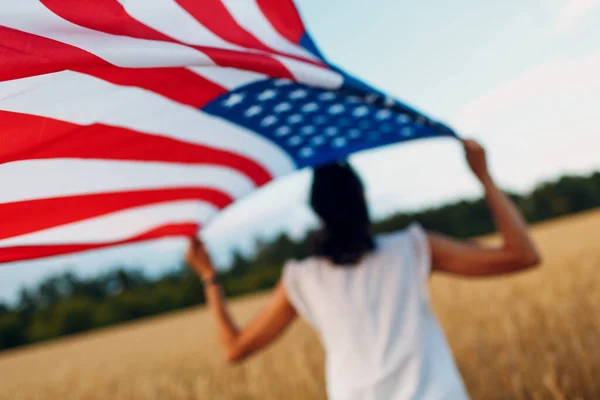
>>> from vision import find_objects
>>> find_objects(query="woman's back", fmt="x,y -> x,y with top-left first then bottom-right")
283,224 -> 469,400
186,140 -> 540,400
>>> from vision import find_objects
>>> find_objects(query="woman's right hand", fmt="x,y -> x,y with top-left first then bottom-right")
462,139 -> 491,184
186,237 -> 217,281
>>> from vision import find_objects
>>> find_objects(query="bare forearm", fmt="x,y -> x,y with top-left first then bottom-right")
202,281 -> 297,363
430,139 -> 541,276
480,175 -> 538,260
204,283 -> 239,356
186,240 -> 296,364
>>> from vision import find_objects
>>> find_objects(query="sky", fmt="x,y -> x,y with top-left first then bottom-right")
1,0 -> 599,303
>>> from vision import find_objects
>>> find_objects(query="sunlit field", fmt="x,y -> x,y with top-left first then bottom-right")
1,210 -> 599,400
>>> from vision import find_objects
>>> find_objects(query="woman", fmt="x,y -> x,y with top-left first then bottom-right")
186,139 -> 540,400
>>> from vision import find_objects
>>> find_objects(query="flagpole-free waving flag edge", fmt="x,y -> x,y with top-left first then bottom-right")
0,0 -> 456,264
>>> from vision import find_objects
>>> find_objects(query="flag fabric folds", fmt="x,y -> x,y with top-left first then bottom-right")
0,0 -> 455,263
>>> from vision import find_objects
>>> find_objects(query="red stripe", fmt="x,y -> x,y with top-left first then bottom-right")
0,188 -> 230,240
175,0 -> 273,53
92,67 -> 226,109
0,111 -> 272,186
0,42 -> 53,82
0,26 -> 225,108
41,0 -> 296,79
41,0 -> 175,42
256,0 -> 306,44
0,223 -> 198,263
195,47 -> 294,78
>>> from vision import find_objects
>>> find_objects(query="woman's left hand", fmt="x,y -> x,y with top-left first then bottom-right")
186,237 -> 216,281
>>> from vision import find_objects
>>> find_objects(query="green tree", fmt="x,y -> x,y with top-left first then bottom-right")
0,313 -> 26,349
254,233 -> 298,267
230,251 -> 252,278
52,297 -> 97,335
3,169 -> 600,353
112,268 -> 147,292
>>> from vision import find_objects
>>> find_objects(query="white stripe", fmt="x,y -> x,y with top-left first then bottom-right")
2,0 -> 332,88
0,201 -> 216,247
221,0 -> 318,62
190,67 -> 266,90
2,0 -> 215,68
112,0 -> 335,88
0,159 -> 254,204
274,56 -> 344,89
0,71 -> 296,177
115,0 -> 241,51
189,56 -> 342,90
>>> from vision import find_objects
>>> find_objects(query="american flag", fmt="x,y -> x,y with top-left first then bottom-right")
0,0 -> 455,264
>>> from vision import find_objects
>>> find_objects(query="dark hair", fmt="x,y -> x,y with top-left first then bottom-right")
310,161 -> 376,266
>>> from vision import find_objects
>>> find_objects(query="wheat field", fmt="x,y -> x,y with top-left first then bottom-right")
1,210 -> 599,400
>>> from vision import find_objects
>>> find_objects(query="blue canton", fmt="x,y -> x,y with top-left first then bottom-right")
203,79 -> 455,169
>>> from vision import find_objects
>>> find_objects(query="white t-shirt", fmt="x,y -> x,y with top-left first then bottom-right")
282,223 -> 469,400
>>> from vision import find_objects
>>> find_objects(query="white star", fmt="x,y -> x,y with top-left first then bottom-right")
397,114 -> 412,124
274,102 -> 292,113
325,127 -> 339,136
319,91 -> 336,101
288,114 -> 304,124
416,116 -> 427,125
332,137 -> 347,148
289,89 -> 308,99
274,79 -> 293,86
346,95 -> 362,104
353,106 -> 369,117
400,127 -> 415,137
299,147 -> 315,158
257,89 -> 277,101
245,105 -> 263,118
302,103 -> 319,113
287,136 -> 303,147
301,125 -> 316,135
261,115 -> 278,127
275,126 -> 292,137
328,104 -> 345,115
384,96 -> 395,107
222,93 -> 245,108
311,136 -> 325,146
365,94 -> 379,104
375,109 -> 392,120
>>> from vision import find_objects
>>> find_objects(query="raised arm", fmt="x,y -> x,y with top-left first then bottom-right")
429,139 -> 541,276
186,238 -> 297,363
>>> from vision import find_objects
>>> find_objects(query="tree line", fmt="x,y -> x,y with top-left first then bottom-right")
1,171 -> 599,351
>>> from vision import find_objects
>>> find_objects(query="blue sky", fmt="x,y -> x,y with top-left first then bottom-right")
1,0 -> 599,303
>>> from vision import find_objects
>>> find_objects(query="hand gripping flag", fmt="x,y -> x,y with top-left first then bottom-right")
0,0 -> 456,263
